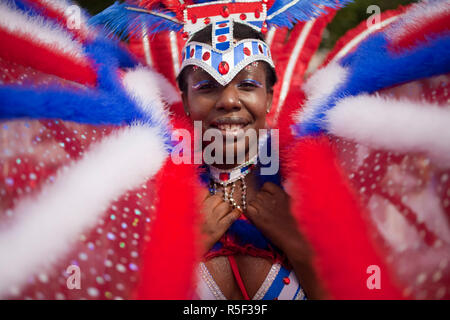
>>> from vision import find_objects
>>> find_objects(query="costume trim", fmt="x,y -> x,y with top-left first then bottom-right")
252,263 -> 281,299
199,262 -> 227,300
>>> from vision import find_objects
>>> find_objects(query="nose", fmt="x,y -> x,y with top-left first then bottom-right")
215,84 -> 242,112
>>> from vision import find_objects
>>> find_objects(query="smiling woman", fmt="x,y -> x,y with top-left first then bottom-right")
2,0 -> 447,302
178,24 -> 275,168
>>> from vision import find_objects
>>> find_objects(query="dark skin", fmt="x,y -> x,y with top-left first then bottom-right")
182,63 -> 326,300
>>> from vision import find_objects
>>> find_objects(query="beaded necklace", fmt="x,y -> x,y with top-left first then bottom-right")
208,154 -> 258,211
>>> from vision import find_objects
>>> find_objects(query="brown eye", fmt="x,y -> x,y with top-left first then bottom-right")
238,79 -> 263,89
192,80 -> 218,91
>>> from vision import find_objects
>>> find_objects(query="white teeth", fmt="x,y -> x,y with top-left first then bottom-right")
217,124 -> 245,131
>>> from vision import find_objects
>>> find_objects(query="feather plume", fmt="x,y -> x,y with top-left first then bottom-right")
89,2 -> 182,40
267,0 -> 352,28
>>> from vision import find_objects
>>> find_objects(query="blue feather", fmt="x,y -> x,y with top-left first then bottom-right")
0,35 -> 171,144
293,32 -> 450,137
267,0 -> 353,28
89,2 -> 182,40
0,85 -> 146,126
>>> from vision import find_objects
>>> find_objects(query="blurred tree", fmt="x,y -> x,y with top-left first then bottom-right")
321,0 -> 418,49
76,0 -> 418,49
75,0 -> 115,14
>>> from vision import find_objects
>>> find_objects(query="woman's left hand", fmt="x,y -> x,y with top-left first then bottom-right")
246,182 -> 326,299
246,182 -> 304,254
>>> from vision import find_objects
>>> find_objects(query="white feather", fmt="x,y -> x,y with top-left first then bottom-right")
0,1 -> 86,61
122,67 -> 178,129
386,0 -> 450,43
294,62 -> 348,124
326,94 -> 450,168
0,125 -> 168,297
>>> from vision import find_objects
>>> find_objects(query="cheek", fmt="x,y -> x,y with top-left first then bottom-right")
244,93 -> 269,126
188,95 -> 212,119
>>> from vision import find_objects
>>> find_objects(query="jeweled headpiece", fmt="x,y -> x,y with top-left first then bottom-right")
91,0 -> 351,85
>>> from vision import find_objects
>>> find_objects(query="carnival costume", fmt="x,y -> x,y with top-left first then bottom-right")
0,0 -> 449,300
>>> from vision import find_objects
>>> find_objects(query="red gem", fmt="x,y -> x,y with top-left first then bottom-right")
191,15 -> 197,24
182,32 -> 189,40
219,23 -> 227,28
283,277 -> 290,285
255,9 -> 260,18
221,6 -> 230,18
202,52 -> 210,61
218,61 -> 229,75
243,47 -> 251,56
261,22 -> 268,34
258,44 -> 263,53
204,17 -> 210,24
240,13 -> 247,20
190,48 -> 195,57
217,35 -> 227,43
219,172 -> 229,181
262,0 -> 268,3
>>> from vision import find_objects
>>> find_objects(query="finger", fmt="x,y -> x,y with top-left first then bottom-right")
219,208 -> 242,227
255,192 -> 269,205
213,201 -> 232,220
261,182 -> 281,195
203,193 -> 224,209
197,187 -> 210,203
245,201 -> 260,219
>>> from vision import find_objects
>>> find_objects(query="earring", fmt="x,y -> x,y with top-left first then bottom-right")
266,109 -> 270,114
186,110 -> 190,117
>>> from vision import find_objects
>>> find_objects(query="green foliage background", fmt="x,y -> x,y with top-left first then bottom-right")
76,0 -> 418,49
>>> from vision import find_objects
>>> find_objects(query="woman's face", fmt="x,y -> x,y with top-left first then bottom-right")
182,62 -> 273,164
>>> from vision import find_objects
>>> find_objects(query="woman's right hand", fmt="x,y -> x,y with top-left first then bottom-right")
200,191 -> 242,254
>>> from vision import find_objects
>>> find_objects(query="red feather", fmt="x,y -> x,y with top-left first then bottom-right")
284,135 -> 404,299
134,115 -> 202,299
0,28 -> 97,86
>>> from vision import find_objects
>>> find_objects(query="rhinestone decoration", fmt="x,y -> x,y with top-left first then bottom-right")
218,61 -> 230,75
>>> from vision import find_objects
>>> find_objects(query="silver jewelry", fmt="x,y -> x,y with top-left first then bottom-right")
208,155 -> 257,210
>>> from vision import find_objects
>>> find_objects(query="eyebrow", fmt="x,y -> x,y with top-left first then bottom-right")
192,79 -> 214,90
242,79 -> 263,87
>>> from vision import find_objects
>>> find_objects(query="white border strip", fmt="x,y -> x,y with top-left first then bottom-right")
330,16 -> 400,64
274,20 -> 314,122
170,31 -> 181,78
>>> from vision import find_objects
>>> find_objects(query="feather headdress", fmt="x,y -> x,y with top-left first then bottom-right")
91,0 -> 352,85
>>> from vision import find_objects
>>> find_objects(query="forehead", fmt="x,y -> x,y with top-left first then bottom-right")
187,62 -> 266,83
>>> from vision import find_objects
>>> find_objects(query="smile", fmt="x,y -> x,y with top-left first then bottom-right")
210,117 -> 251,135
